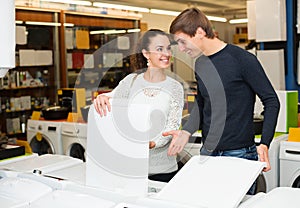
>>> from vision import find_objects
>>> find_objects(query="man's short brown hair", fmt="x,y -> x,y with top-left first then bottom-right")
169,7 -> 215,39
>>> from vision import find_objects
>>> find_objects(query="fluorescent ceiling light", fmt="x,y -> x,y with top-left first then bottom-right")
90,29 -> 126,35
150,9 -> 180,16
207,16 -> 227,23
25,21 -> 74,27
127,28 -> 140,33
63,23 -> 75,27
93,2 -> 149,13
15,20 -> 23,24
150,9 -> 226,22
40,0 -> 92,6
229,18 -> 248,24
25,21 -> 61,26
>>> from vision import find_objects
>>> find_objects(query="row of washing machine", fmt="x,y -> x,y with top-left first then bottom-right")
27,119 -> 87,161
26,118 -> 300,193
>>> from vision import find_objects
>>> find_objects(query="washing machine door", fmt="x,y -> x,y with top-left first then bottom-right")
29,134 -> 54,155
69,143 -> 85,162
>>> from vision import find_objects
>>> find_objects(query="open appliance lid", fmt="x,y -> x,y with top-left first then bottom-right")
155,155 -> 265,208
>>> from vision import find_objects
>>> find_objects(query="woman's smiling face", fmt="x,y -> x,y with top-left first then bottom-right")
143,34 -> 172,69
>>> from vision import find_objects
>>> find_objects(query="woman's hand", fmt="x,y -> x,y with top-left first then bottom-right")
149,141 -> 156,149
93,94 -> 111,117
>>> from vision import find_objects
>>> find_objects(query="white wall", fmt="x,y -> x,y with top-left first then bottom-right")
141,12 -> 176,32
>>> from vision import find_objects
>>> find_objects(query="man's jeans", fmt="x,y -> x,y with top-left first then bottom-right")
200,144 -> 258,195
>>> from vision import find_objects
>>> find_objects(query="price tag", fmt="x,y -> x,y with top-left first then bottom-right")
67,112 -> 78,122
31,111 -> 41,120
187,95 -> 195,102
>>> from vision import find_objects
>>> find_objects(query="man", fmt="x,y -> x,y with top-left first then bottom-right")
163,8 -> 280,194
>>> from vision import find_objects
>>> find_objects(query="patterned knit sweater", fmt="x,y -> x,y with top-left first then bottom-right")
105,73 -> 184,174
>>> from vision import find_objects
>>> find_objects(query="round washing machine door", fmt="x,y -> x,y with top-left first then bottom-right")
68,143 -> 85,162
292,176 -> 300,188
29,134 -> 55,155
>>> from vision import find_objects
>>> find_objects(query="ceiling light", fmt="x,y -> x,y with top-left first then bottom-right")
229,18 -> 248,24
149,9 -> 226,22
63,23 -> 75,27
40,0 -> 92,6
15,20 -> 23,24
150,9 -> 180,16
127,28 -> 141,33
207,16 -> 227,23
93,2 -> 149,13
90,29 -> 127,35
25,21 -> 62,26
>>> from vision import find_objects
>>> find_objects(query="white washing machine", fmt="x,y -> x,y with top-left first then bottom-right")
184,133 -> 288,193
258,134 -> 288,192
61,122 -> 87,162
27,119 -> 64,155
279,141 -> 300,188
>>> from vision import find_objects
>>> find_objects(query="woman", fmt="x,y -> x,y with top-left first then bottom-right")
93,29 -> 184,182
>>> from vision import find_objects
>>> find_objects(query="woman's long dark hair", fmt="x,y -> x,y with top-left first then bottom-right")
130,29 -> 170,72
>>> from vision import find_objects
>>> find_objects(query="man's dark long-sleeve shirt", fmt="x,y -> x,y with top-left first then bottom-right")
183,44 -> 280,151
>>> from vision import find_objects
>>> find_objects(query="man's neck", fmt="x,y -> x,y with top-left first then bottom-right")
202,38 -> 227,56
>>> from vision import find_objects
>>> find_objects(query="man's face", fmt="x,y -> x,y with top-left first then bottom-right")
173,32 -> 202,58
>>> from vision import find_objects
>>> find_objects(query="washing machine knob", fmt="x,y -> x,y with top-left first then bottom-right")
38,125 -> 42,131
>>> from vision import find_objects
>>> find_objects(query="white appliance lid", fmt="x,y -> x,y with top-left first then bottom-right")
155,156 -> 265,208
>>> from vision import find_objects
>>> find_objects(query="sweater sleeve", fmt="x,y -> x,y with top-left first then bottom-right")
153,81 -> 184,148
241,53 -> 280,147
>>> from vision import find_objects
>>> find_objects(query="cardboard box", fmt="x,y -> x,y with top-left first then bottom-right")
276,90 -> 298,133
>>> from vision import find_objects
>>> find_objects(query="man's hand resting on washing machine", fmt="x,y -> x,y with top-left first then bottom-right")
257,144 -> 271,172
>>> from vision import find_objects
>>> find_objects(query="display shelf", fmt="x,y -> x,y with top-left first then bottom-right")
0,7 -> 60,136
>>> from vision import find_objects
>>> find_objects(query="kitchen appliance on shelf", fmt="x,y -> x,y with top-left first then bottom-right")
27,119 -> 64,155
57,88 -> 86,119
61,122 -> 87,162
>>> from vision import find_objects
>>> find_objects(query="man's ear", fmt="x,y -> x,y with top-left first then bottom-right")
196,27 -> 206,38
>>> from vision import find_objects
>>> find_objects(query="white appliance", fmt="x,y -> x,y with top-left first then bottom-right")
0,154 -> 82,175
27,119 -> 63,155
279,141 -> 300,187
0,0 -> 15,78
61,122 -> 87,162
0,154 -> 38,178
86,103 -> 149,197
258,134 -> 288,192
17,190 -> 116,208
184,133 -> 288,193
238,187 -> 300,208
0,177 -> 52,208
155,155 -> 265,208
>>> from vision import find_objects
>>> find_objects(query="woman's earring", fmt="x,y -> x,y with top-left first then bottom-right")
147,59 -> 150,66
